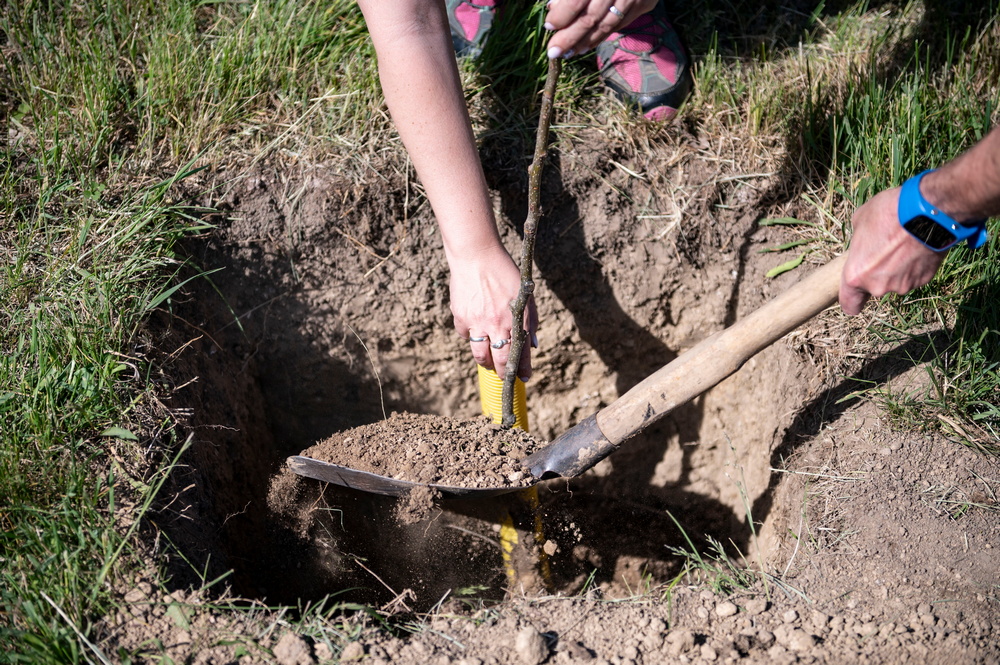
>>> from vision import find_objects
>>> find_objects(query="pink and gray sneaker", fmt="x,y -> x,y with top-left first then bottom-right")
446,0 -> 691,121
447,0 -> 501,59
595,2 -> 692,121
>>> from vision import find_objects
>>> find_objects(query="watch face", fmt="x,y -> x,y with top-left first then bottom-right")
903,215 -> 959,250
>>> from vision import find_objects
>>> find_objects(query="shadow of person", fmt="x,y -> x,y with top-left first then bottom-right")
533,478 -> 753,592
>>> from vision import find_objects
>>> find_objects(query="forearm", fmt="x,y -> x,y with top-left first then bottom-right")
921,126 -> 1000,222
839,126 -> 999,315
356,0 -> 503,263
356,1 -> 533,376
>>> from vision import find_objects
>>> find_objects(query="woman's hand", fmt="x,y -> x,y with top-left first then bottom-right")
543,0 -> 658,58
357,0 -> 537,377
449,245 -> 537,382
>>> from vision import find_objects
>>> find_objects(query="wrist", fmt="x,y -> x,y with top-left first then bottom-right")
898,171 -> 987,251
919,169 -> 984,224
442,235 -> 512,267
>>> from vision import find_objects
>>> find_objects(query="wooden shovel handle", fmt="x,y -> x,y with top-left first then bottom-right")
524,254 -> 847,479
596,253 -> 847,444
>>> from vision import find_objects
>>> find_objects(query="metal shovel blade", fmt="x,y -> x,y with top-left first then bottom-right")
287,455 -> 520,499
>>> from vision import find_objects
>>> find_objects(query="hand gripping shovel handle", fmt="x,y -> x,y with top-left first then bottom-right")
524,253 -> 848,479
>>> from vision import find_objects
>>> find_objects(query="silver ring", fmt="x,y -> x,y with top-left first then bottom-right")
469,335 -> 488,343
491,339 -> 510,349
608,5 -> 624,20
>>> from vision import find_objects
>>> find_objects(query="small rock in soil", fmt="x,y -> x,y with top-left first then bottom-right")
787,628 -> 817,652
314,643 -> 333,662
664,629 -> 695,656
340,641 -> 365,661
715,601 -> 738,617
514,626 -> 549,665
393,485 -> 442,524
273,632 -> 314,665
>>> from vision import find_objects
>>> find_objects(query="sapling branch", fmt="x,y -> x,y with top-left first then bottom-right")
501,57 -> 561,427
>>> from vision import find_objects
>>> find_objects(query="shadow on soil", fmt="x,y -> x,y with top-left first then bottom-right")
154,180 -> 942,613
150,0 -> 997,611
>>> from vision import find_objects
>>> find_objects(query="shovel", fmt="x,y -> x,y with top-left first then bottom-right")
288,253 -> 848,498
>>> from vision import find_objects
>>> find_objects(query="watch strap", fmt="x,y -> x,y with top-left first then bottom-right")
898,170 -> 987,251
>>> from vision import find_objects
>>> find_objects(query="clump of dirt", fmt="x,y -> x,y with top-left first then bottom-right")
393,484 -> 442,524
296,412 -> 544,487
265,465 -> 309,535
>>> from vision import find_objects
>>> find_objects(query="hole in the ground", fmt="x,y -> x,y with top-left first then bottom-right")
158,160 -> 820,609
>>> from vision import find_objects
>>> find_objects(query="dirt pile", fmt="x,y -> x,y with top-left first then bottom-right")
268,411 -> 545,524
289,412 -> 543,487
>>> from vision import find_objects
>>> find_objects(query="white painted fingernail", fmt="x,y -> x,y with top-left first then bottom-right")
544,21 -> 555,30
547,45 -> 562,59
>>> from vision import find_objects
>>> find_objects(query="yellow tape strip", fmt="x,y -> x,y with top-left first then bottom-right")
477,364 -> 528,431
477,366 -> 551,590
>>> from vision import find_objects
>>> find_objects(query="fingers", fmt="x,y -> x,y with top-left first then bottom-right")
448,247 -> 535,381
487,335 -> 511,377
468,334 -> 494,369
839,249 -> 872,316
544,0 -> 656,57
838,279 -> 870,317
467,330 -> 534,382
838,186 -> 948,315
546,2 -> 619,57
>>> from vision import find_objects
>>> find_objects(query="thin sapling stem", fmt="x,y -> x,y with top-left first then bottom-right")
501,57 -> 561,427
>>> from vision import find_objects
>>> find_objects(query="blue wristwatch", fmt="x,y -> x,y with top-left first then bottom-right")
898,170 -> 988,251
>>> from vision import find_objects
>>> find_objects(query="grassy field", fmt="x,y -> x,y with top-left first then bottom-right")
2,0 -> 998,661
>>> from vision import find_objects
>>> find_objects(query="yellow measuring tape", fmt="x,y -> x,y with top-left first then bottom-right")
477,365 -> 551,591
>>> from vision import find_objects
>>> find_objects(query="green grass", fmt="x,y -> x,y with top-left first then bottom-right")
818,17 -> 1000,450
2,0 -> 1000,660
0,149 -> 203,659
681,0 -> 1000,451
5,0 -> 382,166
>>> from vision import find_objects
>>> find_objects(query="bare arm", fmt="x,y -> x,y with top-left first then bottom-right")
356,0 -> 533,379
840,126 -> 1000,315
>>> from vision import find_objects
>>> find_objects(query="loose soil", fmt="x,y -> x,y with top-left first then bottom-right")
269,411 -> 544,524
285,412 -> 542,487
113,111 -> 1000,661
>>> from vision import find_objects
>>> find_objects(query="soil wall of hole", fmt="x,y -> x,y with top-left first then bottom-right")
159,131 -> 832,607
